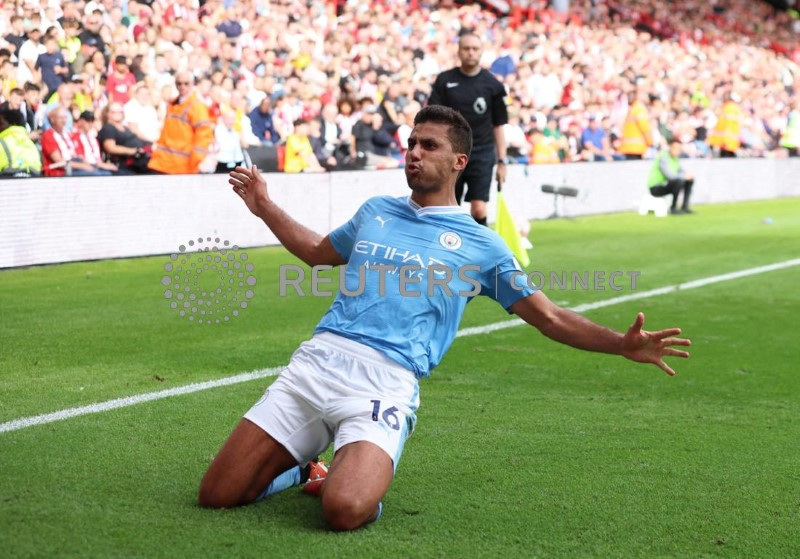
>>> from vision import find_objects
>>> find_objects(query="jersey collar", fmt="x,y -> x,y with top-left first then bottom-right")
405,196 -> 471,216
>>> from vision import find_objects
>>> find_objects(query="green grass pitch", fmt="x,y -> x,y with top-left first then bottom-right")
1,197 -> 799,558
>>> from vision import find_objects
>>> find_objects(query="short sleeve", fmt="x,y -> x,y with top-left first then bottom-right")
491,80 -> 509,127
328,198 -> 376,261
480,239 -> 536,310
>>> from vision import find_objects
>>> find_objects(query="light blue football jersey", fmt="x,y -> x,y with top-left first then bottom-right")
315,195 -> 536,377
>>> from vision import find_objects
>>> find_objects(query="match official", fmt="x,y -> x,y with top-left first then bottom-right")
428,32 -> 510,225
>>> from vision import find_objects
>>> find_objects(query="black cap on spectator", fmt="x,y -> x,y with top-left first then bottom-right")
79,110 -> 95,121
84,37 -> 98,47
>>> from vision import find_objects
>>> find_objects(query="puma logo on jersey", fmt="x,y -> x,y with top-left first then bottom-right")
374,215 -> 392,228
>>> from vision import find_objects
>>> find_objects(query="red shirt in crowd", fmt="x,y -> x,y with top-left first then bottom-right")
40,128 -> 77,177
106,71 -> 137,104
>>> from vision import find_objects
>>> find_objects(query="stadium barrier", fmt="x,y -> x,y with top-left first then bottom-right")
1,158 -> 798,268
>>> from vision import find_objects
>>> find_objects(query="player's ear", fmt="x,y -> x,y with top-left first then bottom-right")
454,153 -> 468,171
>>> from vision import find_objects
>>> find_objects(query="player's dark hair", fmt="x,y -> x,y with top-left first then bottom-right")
414,105 -> 472,156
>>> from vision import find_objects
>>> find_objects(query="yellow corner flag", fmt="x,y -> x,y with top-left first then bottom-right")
495,190 -> 531,268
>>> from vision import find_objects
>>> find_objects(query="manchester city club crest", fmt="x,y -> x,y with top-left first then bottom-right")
439,231 -> 462,250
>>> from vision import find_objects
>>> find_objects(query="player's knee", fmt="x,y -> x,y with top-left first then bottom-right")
321,491 -> 375,531
198,476 -> 239,509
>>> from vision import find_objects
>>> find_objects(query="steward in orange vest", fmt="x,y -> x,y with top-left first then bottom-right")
619,90 -> 653,159
708,94 -> 742,157
148,75 -> 214,174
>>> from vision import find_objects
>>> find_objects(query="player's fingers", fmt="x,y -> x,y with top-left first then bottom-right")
651,327 -> 682,339
657,360 -> 677,376
228,172 -> 248,185
661,336 -> 691,347
629,312 -> 645,333
662,348 -> 690,359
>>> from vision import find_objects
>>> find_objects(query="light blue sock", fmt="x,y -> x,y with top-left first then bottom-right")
256,466 -> 302,501
371,502 -> 383,524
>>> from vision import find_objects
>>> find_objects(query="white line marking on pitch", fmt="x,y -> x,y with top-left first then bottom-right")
2,258 -> 799,434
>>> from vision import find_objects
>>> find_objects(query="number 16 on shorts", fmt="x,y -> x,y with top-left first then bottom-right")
370,400 -> 401,431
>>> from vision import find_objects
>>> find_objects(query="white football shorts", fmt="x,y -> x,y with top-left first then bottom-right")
244,332 -> 420,471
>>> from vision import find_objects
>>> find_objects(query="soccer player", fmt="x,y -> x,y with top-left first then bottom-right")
198,105 -> 691,531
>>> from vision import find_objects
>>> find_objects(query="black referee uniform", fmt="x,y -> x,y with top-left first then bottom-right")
428,67 -> 508,208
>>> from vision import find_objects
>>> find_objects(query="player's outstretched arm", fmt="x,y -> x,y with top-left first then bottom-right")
510,291 -> 691,376
229,165 -> 345,266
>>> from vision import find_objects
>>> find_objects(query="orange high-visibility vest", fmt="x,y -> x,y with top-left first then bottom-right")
619,101 -> 652,156
708,101 -> 742,152
149,92 -> 214,174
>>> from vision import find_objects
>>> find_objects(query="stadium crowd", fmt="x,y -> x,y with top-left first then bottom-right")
0,0 -> 798,177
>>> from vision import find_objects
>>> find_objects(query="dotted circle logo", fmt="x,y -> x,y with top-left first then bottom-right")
162,237 -> 256,325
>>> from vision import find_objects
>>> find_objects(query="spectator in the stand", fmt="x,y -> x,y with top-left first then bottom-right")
79,11 -> 107,59
318,103 -> 345,162
0,107 -> 42,177
0,89 -> 25,116
249,96 -> 278,146
503,113 -> 531,163
98,102 -> 152,174
619,89 -> 653,160
71,110 -> 116,174
148,72 -> 214,174
124,83 -> 160,143
59,19 -> 82,67
283,118 -> 325,173
216,6 -> 244,40
70,74 -> 95,113
709,92 -> 742,158
5,15 -> 27,55
350,104 -> 400,169
17,27 -> 44,87
214,110 -> 249,174
0,59 -> 19,101
530,128 -> 561,164
396,102 -> 422,157
307,118 -> 339,171
70,37 -> 98,76
106,55 -> 137,105
41,106 -> 109,177
647,139 -> 694,215
376,76 -> 401,135
41,82 -> 76,131
21,82 -> 43,140
580,115 -> 614,161
229,91 -> 261,146
336,99 -> 358,141
542,116 -> 569,162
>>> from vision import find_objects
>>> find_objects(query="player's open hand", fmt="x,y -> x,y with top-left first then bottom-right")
229,165 -> 269,216
621,312 -> 691,376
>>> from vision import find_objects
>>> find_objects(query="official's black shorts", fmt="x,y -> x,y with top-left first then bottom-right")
455,143 -> 495,203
